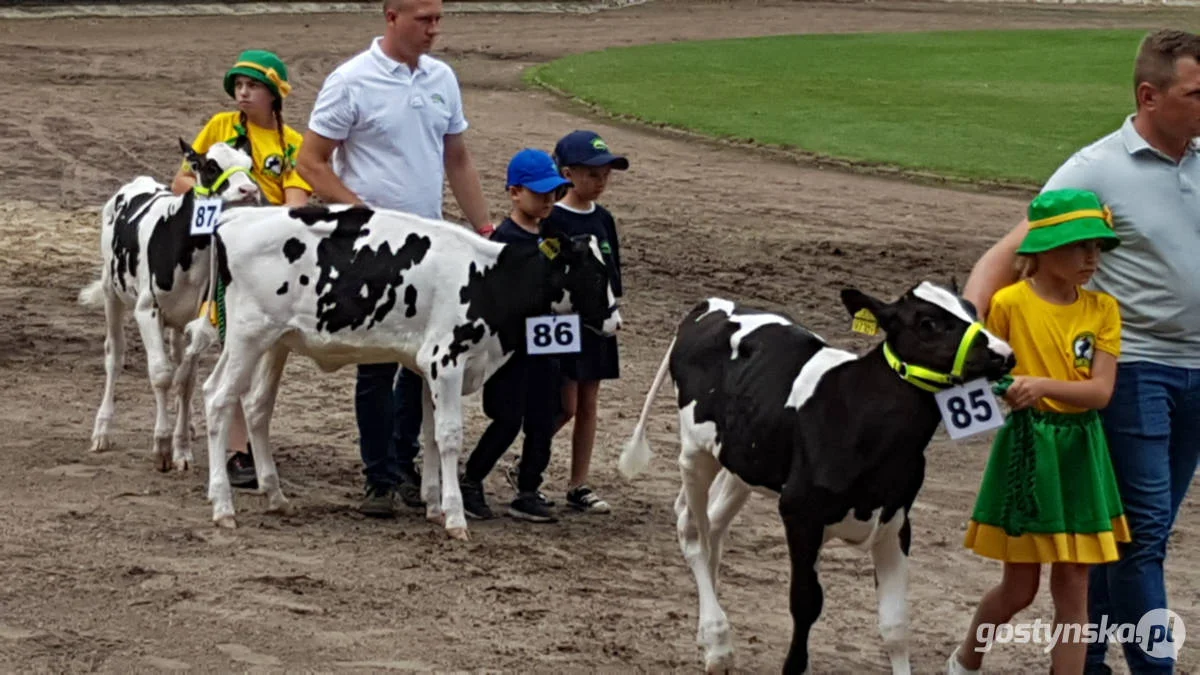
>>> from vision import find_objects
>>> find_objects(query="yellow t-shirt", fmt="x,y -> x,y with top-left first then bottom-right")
986,280 -> 1121,413
185,111 -> 311,205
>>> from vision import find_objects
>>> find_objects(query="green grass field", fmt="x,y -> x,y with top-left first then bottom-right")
528,29 -> 1153,186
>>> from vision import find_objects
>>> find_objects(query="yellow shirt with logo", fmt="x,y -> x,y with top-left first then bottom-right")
986,280 -> 1121,414
185,111 -> 311,205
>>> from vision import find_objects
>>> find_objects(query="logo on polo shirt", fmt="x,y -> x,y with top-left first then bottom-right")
431,93 -> 445,107
263,153 -> 284,178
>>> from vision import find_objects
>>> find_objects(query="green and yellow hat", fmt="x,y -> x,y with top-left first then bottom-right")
1018,188 -> 1120,255
224,49 -> 292,100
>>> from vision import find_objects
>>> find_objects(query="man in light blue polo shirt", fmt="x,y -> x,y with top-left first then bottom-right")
963,30 -> 1200,675
297,0 -> 493,519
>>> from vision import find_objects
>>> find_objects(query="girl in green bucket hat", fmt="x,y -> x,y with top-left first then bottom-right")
949,188 -> 1127,674
172,49 -> 311,210
170,49 -> 313,488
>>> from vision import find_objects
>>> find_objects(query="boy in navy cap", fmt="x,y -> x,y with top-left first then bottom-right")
512,130 -> 628,514
460,148 -> 572,523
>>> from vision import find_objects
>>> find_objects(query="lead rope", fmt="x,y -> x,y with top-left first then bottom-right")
195,231 -> 227,345
992,376 -> 1040,536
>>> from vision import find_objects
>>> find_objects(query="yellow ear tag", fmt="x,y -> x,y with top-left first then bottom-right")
199,300 -> 218,327
538,239 -> 560,260
852,308 -> 879,335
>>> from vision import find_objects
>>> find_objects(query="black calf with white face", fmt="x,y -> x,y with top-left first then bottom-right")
842,281 -> 1015,385
177,138 -> 260,205
542,224 -> 620,334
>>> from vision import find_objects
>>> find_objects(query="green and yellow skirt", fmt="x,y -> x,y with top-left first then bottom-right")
964,408 -> 1130,564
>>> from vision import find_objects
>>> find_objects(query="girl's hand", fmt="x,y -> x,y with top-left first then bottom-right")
1003,376 -> 1047,410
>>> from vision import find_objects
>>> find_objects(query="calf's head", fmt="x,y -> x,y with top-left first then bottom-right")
841,281 -> 1014,389
178,138 -> 260,205
539,225 -> 622,336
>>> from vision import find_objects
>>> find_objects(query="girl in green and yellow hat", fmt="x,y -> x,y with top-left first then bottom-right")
172,49 -> 312,209
948,188 -> 1128,675
171,49 -> 312,488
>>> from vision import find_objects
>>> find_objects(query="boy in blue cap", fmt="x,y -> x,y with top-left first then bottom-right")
538,129 -> 629,514
460,148 -> 572,523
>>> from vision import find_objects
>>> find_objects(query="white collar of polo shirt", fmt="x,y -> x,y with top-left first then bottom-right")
369,36 -> 429,77
1121,113 -> 1200,161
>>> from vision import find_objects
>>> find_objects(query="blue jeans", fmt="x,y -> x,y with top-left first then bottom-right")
355,363 -> 423,489
1086,361 -> 1200,674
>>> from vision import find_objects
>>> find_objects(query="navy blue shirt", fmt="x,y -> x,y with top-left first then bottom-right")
490,217 -> 541,245
543,203 -> 622,298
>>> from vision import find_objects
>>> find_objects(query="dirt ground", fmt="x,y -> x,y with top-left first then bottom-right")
2,1 -> 1198,672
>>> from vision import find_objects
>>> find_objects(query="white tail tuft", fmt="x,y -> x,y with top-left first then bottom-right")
78,279 -> 106,308
618,337 -> 675,479
172,316 -> 219,393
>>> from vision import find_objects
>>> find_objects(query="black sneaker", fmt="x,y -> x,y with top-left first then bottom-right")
397,466 -> 425,508
503,463 -> 554,507
460,477 -> 494,520
508,492 -> 558,523
358,483 -> 397,519
226,451 -> 257,489
566,485 -> 611,514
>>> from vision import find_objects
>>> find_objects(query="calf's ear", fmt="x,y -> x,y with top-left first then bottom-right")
179,138 -> 202,168
840,288 -> 895,332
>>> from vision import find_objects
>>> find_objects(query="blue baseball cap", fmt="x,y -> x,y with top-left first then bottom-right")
506,148 -> 572,194
553,130 -> 629,170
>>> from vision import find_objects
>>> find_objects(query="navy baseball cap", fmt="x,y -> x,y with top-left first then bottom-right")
506,148 -> 572,193
553,130 -> 629,170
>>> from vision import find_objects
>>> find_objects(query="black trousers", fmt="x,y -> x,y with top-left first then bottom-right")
464,354 -> 561,493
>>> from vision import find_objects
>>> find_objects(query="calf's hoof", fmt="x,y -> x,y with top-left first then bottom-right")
446,526 -> 470,541
214,515 -> 237,529
266,497 -> 295,516
173,457 -> 192,472
89,436 -> 113,453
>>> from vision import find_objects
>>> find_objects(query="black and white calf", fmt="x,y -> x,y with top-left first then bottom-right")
79,139 -> 260,471
619,282 -> 1014,674
185,204 -> 620,538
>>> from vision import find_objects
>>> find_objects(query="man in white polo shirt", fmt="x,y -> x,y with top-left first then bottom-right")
960,30 -> 1200,675
297,0 -> 493,519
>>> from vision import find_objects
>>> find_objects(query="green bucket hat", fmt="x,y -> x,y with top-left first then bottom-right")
1018,188 -> 1120,255
224,49 -> 291,100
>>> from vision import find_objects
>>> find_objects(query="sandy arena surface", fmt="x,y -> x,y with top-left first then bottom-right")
1,1 -> 1197,672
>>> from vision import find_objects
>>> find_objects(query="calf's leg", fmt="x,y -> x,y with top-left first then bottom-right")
780,497 -> 825,675
202,332 -> 269,528
242,345 -> 291,514
133,291 -> 174,471
419,379 -> 443,525
90,288 -> 126,452
677,446 -> 732,673
169,328 -> 195,471
707,469 -> 752,592
428,372 -> 468,540
871,513 -> 912,675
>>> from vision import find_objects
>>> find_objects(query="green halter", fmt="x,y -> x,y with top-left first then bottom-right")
192,165 -> 253,197
882,321 -> 984,393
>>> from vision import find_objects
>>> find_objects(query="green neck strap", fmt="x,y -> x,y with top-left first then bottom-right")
882,322 -> 983,393
193,165 -> 252,197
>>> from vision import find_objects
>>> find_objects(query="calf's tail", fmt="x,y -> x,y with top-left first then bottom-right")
173,315 -> 219,394
618,337 -> 675,479
78,279 -> 106,309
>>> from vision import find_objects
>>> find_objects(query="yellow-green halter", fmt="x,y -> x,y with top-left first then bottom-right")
192,165 -> 253,197
882,322 -> 984,393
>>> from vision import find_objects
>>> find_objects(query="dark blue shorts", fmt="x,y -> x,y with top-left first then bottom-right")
561,330 -> 619,382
